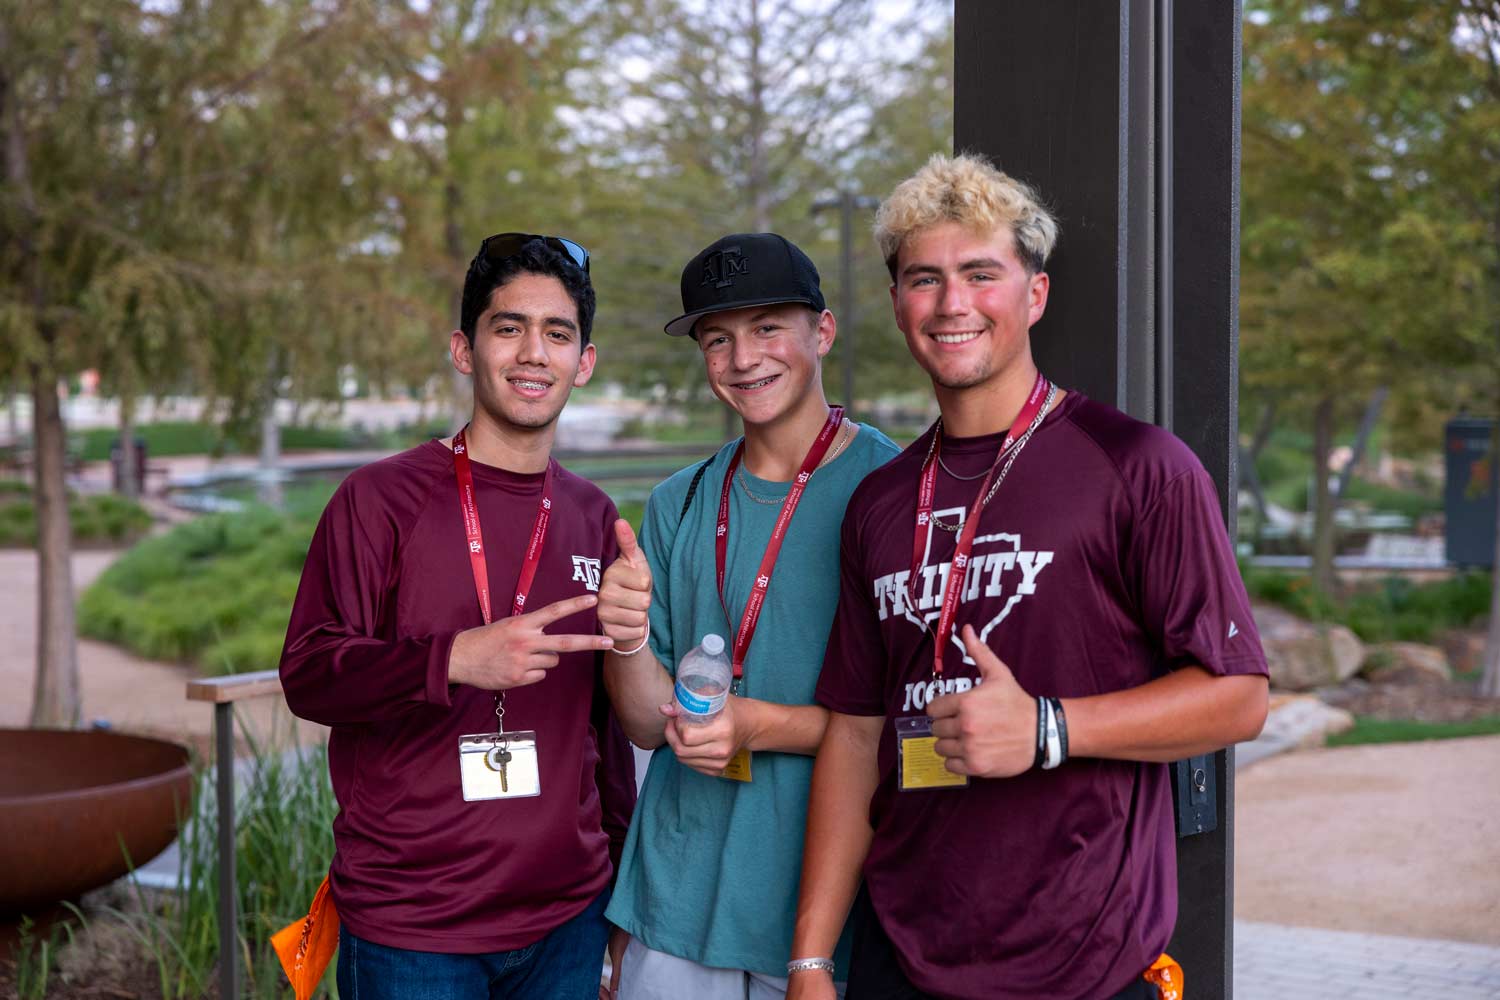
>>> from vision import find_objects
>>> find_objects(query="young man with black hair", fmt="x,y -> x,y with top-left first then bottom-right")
788,155 -> 1269,1000
281,234 -> 636,999
593,234 -> 900,999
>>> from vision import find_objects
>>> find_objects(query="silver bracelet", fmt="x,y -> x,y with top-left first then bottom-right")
786,957 -> 835,976
615,631 -> 650,657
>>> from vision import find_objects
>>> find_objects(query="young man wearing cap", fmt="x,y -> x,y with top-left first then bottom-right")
593,233 -> 900,999
280,234 -> 637,999
788,154 -> 1269,1000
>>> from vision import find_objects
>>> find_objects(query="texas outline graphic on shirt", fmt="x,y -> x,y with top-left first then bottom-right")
871,506 -> 1054,666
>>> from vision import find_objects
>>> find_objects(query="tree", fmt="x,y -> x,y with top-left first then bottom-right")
359,0 -> 619,430
1241,0 -> 1498,593
0,0 -> 396,724
577,0 -> 949,409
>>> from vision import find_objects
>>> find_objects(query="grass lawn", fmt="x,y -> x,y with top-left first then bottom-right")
1326,716 -> 1500,747
74,420 -> 446,462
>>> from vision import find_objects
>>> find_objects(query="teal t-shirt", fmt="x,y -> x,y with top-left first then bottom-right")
604,423 -> 899,977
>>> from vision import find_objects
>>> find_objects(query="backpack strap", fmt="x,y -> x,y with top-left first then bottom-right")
678,456 -> 715,524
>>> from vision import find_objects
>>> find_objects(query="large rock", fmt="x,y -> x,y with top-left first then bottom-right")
1252,602 -> 1365,691
1361,642 -> 1452,684
1238,694 -> 1357,767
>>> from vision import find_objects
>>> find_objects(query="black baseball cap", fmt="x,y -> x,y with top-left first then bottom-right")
664,233 -> 826,337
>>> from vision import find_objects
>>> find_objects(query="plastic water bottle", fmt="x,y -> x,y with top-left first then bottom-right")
674,633 -> 731,725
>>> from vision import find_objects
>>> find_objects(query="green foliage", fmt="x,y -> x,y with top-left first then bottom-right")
615,499 -> 645,533
1326,716 -> 1500,747
1340,478 -> 1442,522
1248,424 -> 1440,522
9,914 -> 75,1000
1243,567 -> 1491,643
0,490 -> 151,547
75,421 -> 444,462
113,739 -> 338,999
78,505 -> 315,672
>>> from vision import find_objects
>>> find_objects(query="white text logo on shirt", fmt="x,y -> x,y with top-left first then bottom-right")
571,555 -> 602,592
871,514 -> 1054,665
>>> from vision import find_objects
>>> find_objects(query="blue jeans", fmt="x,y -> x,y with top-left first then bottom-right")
337,889 -> 611,1000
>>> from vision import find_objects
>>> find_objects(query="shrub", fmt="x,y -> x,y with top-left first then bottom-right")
1243,566 -> 1492,644
79,507 -> 313,672
0,491 -> 151,547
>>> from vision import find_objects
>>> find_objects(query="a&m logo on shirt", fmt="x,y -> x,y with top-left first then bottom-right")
571,555 -> 602,592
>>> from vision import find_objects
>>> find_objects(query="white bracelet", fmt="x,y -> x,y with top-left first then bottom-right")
1041,697 -> 1063,770
615,631 -> 650,657
786,957 -> 835,976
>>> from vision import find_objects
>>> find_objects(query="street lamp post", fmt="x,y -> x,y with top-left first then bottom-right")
812,189 -> 877,418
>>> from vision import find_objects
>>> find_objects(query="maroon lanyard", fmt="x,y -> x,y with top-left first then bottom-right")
910,372 -> 1050,678
453,426 -> 554,625
715,407 -> 845,683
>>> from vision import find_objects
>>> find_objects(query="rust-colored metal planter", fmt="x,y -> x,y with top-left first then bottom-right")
0,728 -> 193,917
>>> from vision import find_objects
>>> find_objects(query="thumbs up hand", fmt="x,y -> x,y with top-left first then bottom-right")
598,518 -> 653,652
927,625 -> 1038,778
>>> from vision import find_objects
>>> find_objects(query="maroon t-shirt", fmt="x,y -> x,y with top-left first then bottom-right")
279,440 -> 637,954
816,392 -> 1267,1000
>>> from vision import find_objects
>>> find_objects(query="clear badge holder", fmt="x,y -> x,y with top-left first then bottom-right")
895,715 -> 968,792
459,696 -> 540,800
459,731 -> 541,800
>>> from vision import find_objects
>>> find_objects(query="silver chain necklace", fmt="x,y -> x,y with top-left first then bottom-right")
736,420 -> 853,506
937,454 -> 989,482
928,383 -> 1057,533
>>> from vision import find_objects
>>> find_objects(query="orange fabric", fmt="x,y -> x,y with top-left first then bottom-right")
271,875 -> 340,1000
1144,952 -> 1184,1000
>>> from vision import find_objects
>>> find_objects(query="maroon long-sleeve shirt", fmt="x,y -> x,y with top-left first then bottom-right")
279,440 -> 636,953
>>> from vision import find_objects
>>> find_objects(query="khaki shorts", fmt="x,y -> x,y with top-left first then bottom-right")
616,935 -> 848,1000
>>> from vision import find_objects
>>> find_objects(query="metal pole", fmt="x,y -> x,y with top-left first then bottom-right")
839,190 -> 856,416
215,701 -> 238,1000
1155,0 -> 1174,432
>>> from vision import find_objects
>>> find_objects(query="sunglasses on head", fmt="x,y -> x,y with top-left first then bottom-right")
479,232 -> 590,273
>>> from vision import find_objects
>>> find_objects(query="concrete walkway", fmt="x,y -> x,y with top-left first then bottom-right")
1236,921 -> 1500,998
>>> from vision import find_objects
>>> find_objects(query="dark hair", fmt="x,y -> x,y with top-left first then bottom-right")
459,238 -> 596,346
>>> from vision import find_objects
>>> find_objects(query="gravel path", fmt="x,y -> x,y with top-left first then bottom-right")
1235,734 -> 1500,944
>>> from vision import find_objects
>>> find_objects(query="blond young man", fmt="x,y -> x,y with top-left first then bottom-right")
788,155 -> 1269,1000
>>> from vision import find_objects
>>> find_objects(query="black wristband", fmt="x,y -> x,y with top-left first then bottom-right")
1048,696 -> 1069,765
1032,696 -> 1046,770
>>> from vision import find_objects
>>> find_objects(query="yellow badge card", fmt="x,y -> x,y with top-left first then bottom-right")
720,747 -> 753,783
896,716 -> 968,791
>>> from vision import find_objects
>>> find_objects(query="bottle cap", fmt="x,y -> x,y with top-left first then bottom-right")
700,633 -> 726,656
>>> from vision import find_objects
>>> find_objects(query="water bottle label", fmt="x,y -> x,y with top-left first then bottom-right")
675,679 -> 726,718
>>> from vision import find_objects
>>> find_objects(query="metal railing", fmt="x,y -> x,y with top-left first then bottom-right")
185,668 -> 284,1000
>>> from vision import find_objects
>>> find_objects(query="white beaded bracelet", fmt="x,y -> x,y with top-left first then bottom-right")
615,631 -> 650,657
786,957 -> 836,976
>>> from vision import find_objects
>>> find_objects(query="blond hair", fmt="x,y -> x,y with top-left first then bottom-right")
874,152 -> 1058,277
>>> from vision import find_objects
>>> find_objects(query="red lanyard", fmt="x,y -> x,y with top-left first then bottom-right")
715,407 -> 844,683
453,426 -> 554,625
910,372 -> 1050,678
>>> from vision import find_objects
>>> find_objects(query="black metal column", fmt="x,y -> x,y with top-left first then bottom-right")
955,2 -> 1241,996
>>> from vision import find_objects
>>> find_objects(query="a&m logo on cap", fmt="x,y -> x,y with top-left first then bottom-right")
701,246 -> 748,289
